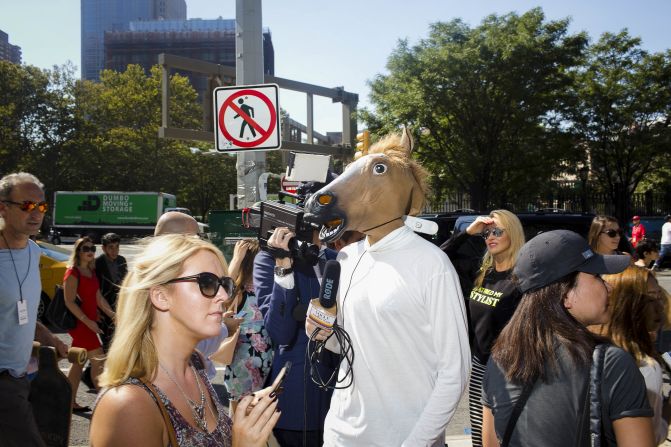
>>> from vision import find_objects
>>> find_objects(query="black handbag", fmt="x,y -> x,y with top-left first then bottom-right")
46,269 -> 81,332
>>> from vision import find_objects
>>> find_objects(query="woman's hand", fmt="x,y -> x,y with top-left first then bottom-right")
229,239 -> 253,280
232,392 -> 280,447
83,317 -> 102,334
466,216 -> 495,236
233,240 -> 250,259
223,311 -> 243,334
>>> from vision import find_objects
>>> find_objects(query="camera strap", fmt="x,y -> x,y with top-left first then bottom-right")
291,269 -> 309,322
267,246 -> 292,259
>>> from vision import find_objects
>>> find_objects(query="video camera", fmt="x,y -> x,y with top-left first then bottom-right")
257,153 -> 333,264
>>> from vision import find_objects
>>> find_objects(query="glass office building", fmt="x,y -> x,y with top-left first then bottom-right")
81,0 -> 186,80
104,19 -> 274,102
0,29 -> 22,64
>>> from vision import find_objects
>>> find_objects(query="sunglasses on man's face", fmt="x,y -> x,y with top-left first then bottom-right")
80,245 -> 96,253
2,200 -> 49,214
600,229 -> 623,238
164,272 -> 235,298
482,228 -> 505,239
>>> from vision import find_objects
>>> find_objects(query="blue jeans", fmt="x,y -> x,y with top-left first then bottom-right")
654,244 -> 671,268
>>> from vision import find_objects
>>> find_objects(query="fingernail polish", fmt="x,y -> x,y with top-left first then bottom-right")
269,391 -> 277,399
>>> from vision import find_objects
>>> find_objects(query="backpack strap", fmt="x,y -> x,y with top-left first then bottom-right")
501,379 -> 536,446
589,344 -> 607,447
575,370 -> 591,446
140,378 -> 179,447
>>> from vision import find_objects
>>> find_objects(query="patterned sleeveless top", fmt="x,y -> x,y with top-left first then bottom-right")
105,354 -> 233,447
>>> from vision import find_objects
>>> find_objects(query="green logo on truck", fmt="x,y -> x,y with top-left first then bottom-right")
55,193 -> 174,226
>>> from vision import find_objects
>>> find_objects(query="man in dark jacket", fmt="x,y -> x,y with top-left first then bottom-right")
254,226 -> 338,446
94,233 -> 127,350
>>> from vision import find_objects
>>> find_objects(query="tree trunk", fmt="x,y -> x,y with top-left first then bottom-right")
469,182 -> 489,213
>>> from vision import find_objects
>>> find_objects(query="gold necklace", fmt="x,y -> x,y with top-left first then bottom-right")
159,363 -> 208,432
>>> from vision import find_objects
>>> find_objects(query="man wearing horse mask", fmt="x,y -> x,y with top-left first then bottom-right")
254,180 -> 339,447
304,129 -> 471,447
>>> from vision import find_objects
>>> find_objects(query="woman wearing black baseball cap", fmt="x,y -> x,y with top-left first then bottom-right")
481,230 -> 654,446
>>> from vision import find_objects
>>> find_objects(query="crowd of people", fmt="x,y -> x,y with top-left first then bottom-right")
2,168 -> 671,447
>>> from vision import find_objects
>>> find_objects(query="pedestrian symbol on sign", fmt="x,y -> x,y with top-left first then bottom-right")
234,98 -> 257,139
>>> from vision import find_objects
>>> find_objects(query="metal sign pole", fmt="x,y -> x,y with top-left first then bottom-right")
235,0 -> 266,209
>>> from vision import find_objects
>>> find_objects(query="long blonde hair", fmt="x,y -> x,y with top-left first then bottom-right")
475,210 -> 525,286
99,234 -> 228,387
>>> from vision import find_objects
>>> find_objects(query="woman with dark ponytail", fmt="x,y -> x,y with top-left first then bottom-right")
482,230 -> 654,447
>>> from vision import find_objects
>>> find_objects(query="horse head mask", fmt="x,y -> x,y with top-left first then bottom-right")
304,128 -> 428,243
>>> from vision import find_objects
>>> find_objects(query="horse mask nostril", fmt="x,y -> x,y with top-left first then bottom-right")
317,194 -> 332,206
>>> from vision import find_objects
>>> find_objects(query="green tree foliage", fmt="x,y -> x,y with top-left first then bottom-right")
70,65 -> 197,193
0,62 -> 239,217
77,65 -> 241,218
179,150 -> 238,219
0,61 -> 75,182
363,9 -> 588,210
568,31 -> 671,220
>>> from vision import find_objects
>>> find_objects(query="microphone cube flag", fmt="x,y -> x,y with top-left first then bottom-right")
307,298 -> 337,330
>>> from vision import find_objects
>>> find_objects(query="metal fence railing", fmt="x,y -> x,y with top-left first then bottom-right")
424,189 -> 671,216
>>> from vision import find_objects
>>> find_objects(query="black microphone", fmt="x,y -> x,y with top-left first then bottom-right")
319,260 -> 340,308
307,260 -> 340,329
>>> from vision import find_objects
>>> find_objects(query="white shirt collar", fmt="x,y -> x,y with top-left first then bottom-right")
364,225 -> 412,253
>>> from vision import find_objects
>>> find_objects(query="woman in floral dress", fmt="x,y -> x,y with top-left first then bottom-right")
225,240 -> 273,414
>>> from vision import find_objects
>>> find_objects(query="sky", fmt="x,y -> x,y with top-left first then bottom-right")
2,0 -> 671,137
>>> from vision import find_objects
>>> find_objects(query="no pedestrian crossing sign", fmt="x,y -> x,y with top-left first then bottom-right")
213,84 -> 281,152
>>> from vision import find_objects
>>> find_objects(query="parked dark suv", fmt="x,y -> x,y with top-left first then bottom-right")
513,211 -> 596,242
417,209 -> 637,255
418,210 -> 597,246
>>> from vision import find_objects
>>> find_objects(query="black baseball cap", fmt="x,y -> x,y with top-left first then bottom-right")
514,230 -> 630,293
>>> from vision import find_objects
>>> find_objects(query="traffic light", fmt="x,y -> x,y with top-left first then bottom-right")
355,130 -> 370,159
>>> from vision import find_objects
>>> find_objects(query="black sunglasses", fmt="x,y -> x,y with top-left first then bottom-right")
80,245 -> 96,253
600,229 -> 623,238
2,200 -> 49,214
482,228 -> 505,239
164,272 -> 235,298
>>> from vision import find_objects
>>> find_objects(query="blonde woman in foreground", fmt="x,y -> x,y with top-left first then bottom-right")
90,234 -> 279,447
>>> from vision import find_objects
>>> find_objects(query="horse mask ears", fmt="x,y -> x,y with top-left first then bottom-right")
400,127 -> 425,216
400,127 -> 414,155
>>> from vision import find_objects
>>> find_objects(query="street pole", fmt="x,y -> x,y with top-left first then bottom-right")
235,0 -> 266,209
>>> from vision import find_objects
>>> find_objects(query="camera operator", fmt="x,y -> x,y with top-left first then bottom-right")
254,225 -> 338,447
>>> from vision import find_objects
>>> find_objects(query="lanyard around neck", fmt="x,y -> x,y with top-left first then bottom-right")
1,232 -> 31,302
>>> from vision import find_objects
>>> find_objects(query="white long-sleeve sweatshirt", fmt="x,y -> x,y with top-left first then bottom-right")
323,226 -> 471,447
